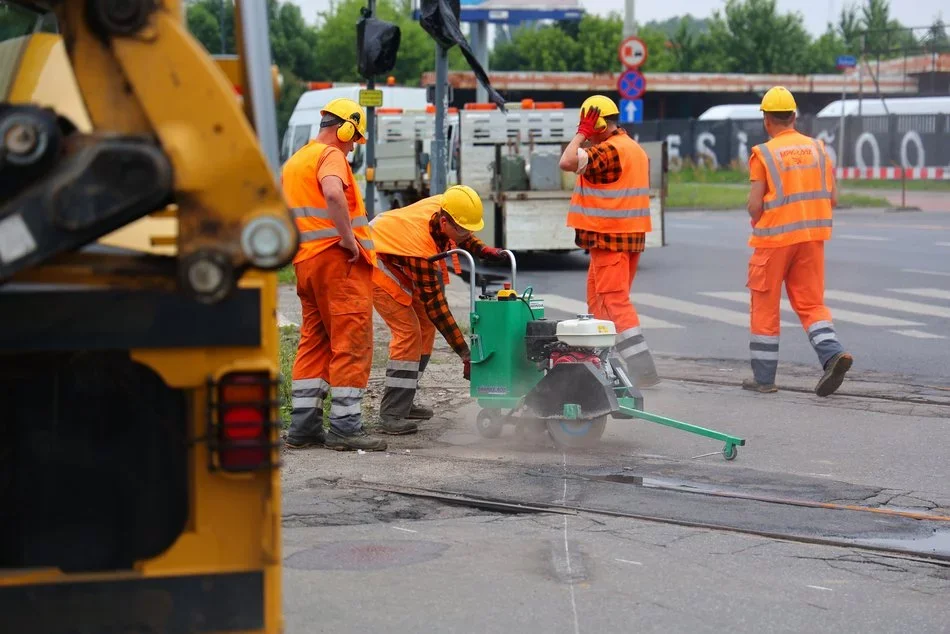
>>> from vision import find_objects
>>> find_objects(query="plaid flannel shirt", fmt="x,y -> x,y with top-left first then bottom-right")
378,213 -> 490,359
574,128 -> 647,253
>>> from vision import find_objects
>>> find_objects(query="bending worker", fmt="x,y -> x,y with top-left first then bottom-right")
745,86 -> 853,396
369,186 -> 507,434
557,95 -> 659,387
282,98 -> 388,452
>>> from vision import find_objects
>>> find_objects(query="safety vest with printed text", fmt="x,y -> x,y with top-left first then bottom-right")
281,140 -> 376,266
568,132 -> 652,234
370,197 -> 455,306
749,130 -> 834,248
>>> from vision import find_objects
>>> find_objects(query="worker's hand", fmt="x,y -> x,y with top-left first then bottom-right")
462,357 -> 471,381
480,246 -> 507,262
576,106 -> 601,139
340,234 -> 360,263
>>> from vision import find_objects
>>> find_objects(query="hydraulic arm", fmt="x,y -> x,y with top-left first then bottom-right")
0,0 -> 298,302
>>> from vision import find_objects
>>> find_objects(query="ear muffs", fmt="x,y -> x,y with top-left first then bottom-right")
336,120 -> 356,143
594,116 -> 607,131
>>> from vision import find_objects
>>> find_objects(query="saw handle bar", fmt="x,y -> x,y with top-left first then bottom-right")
429,248 -> 518,314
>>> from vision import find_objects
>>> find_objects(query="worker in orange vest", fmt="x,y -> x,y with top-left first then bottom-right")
281,98 -> 388,452
558,95 -> 659,388
370,186 -> 507,433
745,86 -> 853,396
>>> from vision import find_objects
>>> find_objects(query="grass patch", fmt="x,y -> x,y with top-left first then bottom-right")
666,183 -> 891,210
669,164 -> 749,185
279,325 -> 300,428
671,165 -> 950,192
278,265 -> 296,286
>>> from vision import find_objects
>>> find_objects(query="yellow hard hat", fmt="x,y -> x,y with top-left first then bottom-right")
760,86 -> 797,113
580,95 -> 620,131
320,97 -> 367,144
440,185 -> 484,232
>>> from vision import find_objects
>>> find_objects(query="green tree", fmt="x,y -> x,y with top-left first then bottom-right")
704,0 -> 813,73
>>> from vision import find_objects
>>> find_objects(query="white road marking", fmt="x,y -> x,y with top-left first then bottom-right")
890,288 -> 950,301
902,268 -> 950,277
669,222 -> 713,230
838,234 -> 890,241
392,526 -> 418,533
615,558 -> 644,566
889,329 -> 946,340
936,242 -> 950,247
541,293 -> 684,329
825,290 -> 950,319
561,454 -> 580,634
700,291 -> 924,327
807,585 -> 833,591
634,293 -> 797,328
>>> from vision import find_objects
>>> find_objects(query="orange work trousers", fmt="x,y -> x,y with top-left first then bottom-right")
372,285 -> 435,418
747,240 -> 844,384
586,249 -> 658,383
290,247 -> 374,436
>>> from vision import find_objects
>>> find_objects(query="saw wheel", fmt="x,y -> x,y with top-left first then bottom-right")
545,416 -> 607,450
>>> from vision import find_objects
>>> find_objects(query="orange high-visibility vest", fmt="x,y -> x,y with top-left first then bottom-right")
568,132 -> 652,234
749,131 -> 834,248
370,197 -> 453,304
281,140 -> 376,265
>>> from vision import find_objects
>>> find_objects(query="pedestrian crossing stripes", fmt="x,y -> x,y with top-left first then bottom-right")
533,288 -> 949,341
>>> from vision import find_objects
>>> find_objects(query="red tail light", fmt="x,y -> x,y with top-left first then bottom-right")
210,372 -> 278,472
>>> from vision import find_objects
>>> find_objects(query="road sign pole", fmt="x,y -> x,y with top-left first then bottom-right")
365,0 -> 377,218
624,0 -> 635,37
431,43 -> 449,196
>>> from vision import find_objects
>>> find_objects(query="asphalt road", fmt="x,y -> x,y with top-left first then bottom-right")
507,208 -> 950,384
277,205 -> 950,633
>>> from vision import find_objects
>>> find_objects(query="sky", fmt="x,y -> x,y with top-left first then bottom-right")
289,0 -> 947,38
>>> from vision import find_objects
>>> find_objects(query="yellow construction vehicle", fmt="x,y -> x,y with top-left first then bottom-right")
0,1 -> 294,632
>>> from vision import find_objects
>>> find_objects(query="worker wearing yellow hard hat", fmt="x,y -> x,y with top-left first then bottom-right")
369,186 -> 505,434
320,97 -> 367,144
557,94 -> 659,388
282,97 -> 388,452
744,86 -> 852,396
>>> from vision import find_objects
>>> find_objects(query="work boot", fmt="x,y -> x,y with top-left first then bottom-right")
284,429 -> 325,449
407,403 -> 434,420
325,428 -> 388,452
815,352 -> 853,397
742,378 -> 778,393
378,417 -> 419,435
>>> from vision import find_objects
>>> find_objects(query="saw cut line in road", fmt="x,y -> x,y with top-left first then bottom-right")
540,293 -> 684,329
825,290 -> 950,319
700,291 -> 924,327
347,481 -> 950,565
890,288 -> 950,301
633,293 -> 797,328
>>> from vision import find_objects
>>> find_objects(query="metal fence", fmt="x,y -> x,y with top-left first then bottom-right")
622,113 -> 950,173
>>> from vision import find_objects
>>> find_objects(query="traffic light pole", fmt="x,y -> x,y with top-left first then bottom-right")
365,0 -> 378,218
430,43 -> 449,195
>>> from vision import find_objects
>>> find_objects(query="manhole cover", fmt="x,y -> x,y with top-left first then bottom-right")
285,540 -> 449,571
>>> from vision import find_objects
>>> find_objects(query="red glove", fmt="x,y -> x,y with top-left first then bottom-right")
576,106 -> 601,139
463,358 -> 471,381
481,246 -> 507,262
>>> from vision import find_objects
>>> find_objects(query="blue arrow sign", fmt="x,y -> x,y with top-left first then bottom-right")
619,98 -> 643,124
617,70 -> 646,100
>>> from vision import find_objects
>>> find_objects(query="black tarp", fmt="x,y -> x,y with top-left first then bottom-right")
419,0 -> 506,111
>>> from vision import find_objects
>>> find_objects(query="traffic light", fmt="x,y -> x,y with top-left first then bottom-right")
357,8 -> 401,79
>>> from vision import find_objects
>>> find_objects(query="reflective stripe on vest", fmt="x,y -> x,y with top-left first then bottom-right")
750,134 -> 834,248
567,133 -> 652,233
292,207 -> 375,251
